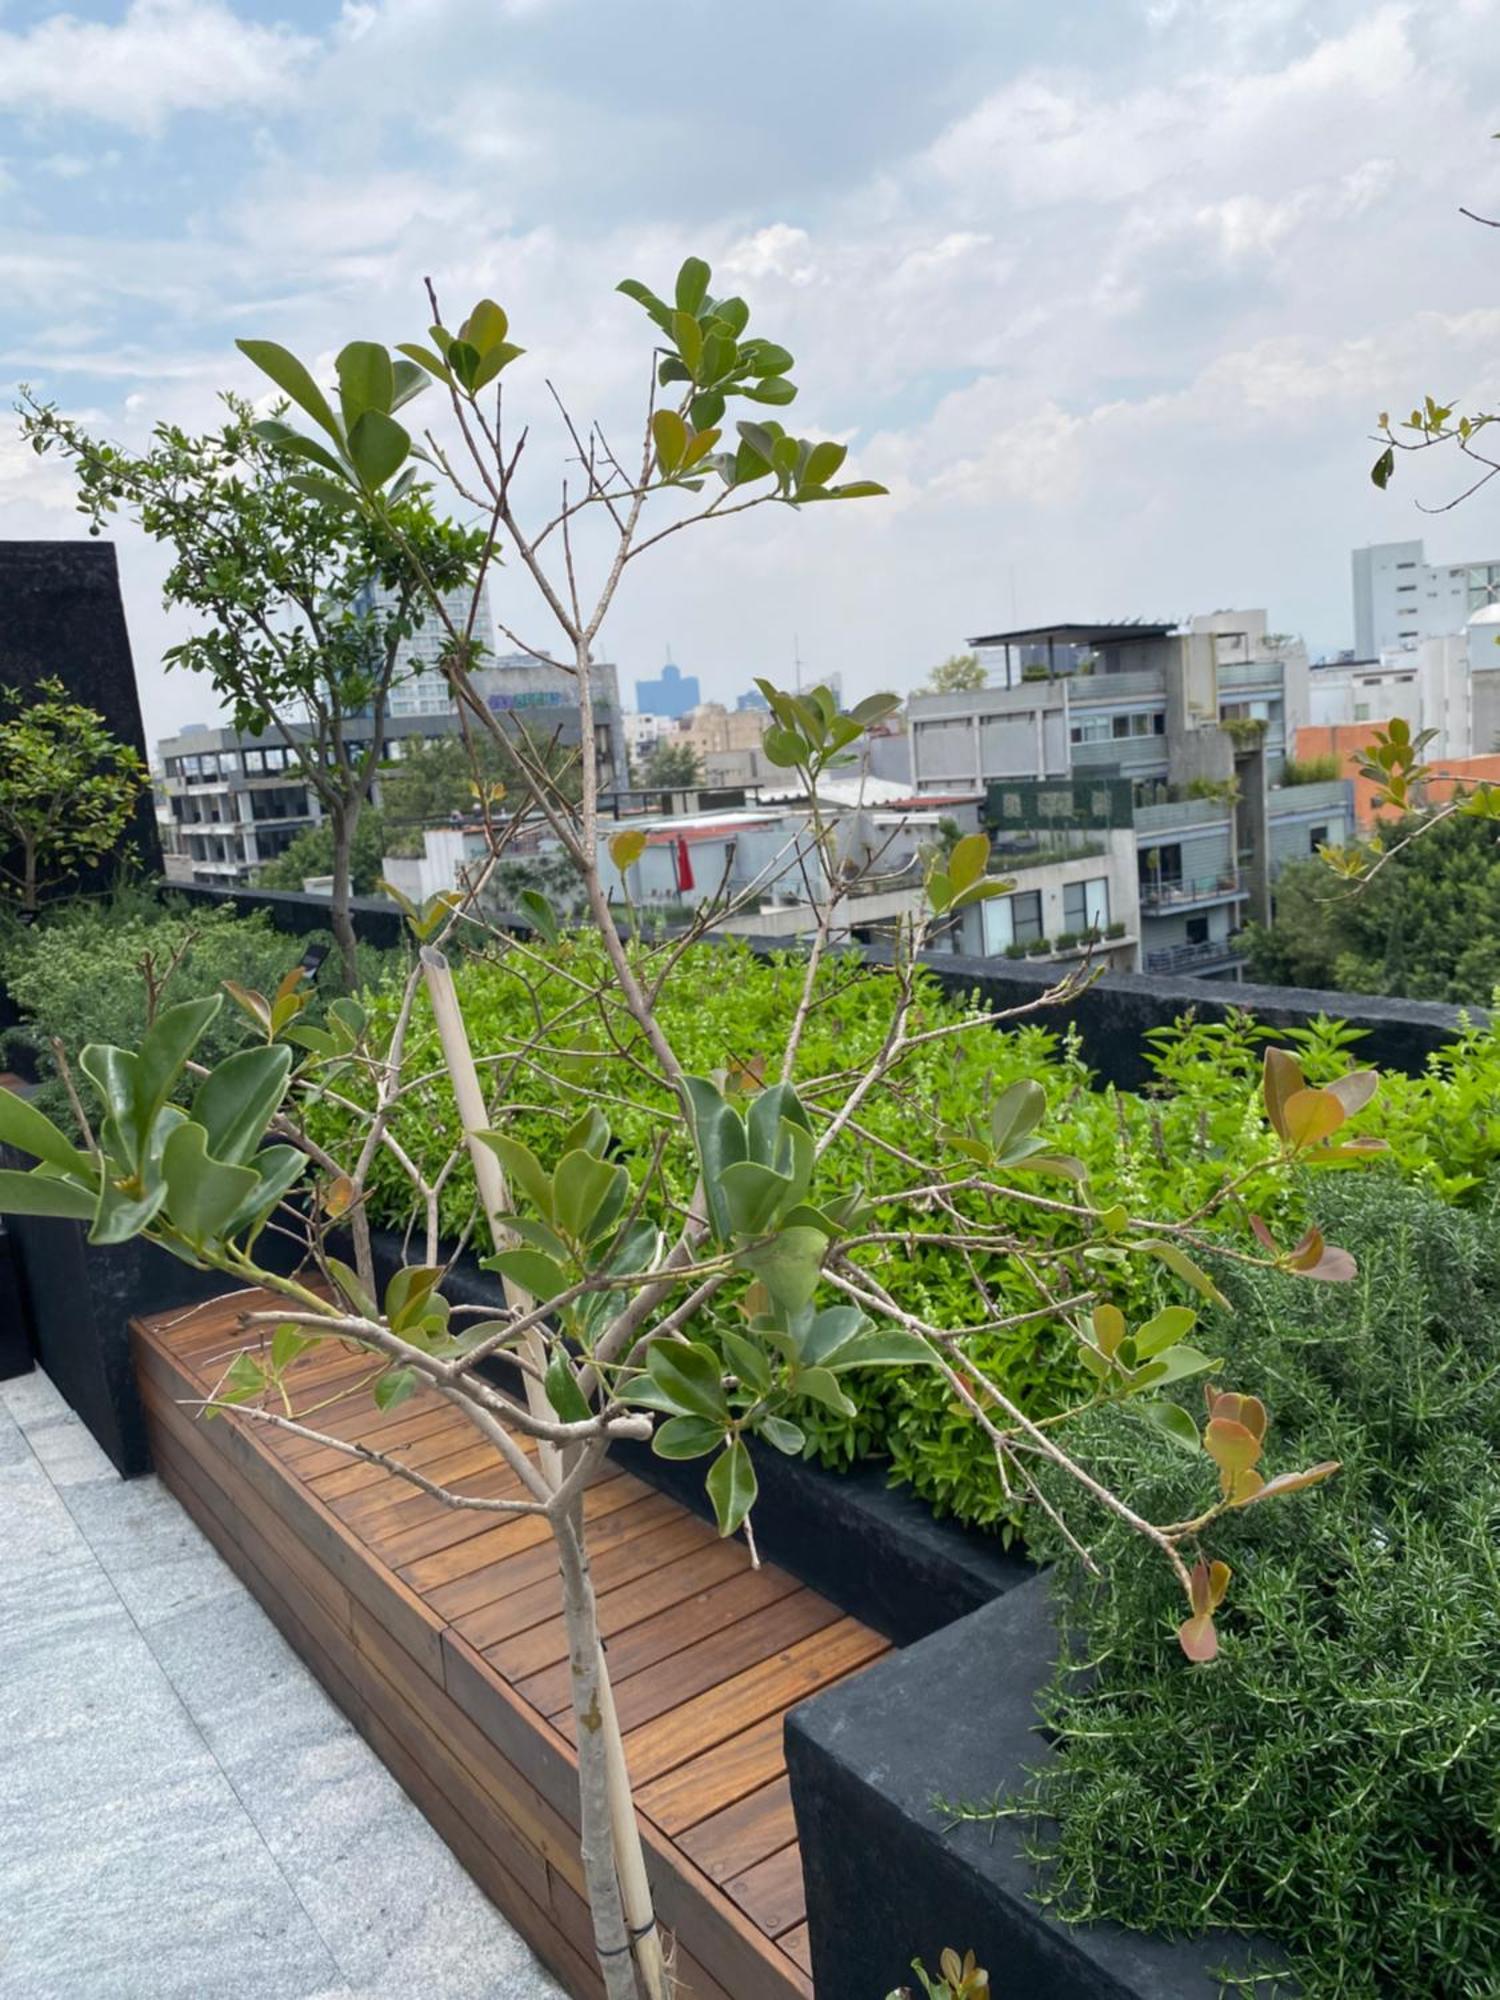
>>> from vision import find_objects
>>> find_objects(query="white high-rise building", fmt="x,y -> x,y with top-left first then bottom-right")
1351,539 -> 1500,657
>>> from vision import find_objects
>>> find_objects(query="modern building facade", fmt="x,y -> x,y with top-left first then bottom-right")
159,651 -> 626,886
1310,605 -> 1500,761
1351,538 -> 1500,657
908,614 -> 1353,979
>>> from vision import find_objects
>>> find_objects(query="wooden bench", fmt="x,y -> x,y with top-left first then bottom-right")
133,1291 -> 892,1999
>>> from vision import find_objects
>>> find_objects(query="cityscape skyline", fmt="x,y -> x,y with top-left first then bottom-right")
3,1 -> 1499,748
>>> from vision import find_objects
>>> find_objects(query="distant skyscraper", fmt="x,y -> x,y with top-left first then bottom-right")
352,574 -> 496,718
735,687 -> 770,712
635,660 -> 698,717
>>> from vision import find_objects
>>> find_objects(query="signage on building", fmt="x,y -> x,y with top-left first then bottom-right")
984,776 -> 1134,831
487,690 -> 568,711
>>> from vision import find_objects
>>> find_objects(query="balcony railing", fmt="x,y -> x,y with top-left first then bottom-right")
1138,872 -> 1246,911
1144,937 -> 1244,974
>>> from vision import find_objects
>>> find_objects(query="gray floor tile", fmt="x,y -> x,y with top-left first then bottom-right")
106,1543 -> 242,1630
0,1455 -> 96,1585
0,1368 -> 69,1433
25,1412 -> 117,1490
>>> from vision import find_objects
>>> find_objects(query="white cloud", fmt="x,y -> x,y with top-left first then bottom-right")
0,0 -> 317,131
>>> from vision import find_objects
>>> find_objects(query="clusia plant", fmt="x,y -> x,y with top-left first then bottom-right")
0,260 -> 1384,1999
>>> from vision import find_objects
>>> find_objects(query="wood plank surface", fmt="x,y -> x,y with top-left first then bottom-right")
132,1287 -> 890,2000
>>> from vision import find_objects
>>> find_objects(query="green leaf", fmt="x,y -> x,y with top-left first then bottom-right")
742,377 -> 797,405
486,1247 -> 571,1301
721,1327 -> 774,1394
947,831 -> 990,894
396,341 -> 453,387
0,1087 -> 94,1178
226,1144 -> 306,1239
0,1168 -> 97,1220
1134,1305 -> 1198,1359
672,310 -> 703,375
476,1132 -> 554,1220
616,277 -> 675,334
544,1351 -> 591,1425
737,1227 -> 827,1316
237,339 -> 344,445
327,1256 -> 377,1320
336,340 -> 394,431
681,1076 -> 747,1244
287,474 -> 360,512
211,1349 -> 267,1413
795,1365 -> 857,1418
271,1322 -> 320,1372
1150,1343 -> 1221,1387
706,1437 -> 758,1535
762,727 -> 806,768
644,1340 -> 728,1422
824,480 -> 887,500
518,889 -> 560,943
383,1264 -> 443,1330
346,409 -> 410,490
1136,1238 -> 1230,1312
759,1415 -> 805,1456
609,827 -> 647,870
1141,1400 -> 1201,1453
675,256 -> 711,314
460,298 -> 509,352
798,1305 -> 868,1367
189,1045 -> 293,1166
653,1414 -> 725,1460
990,1078 -> 1046,1159
159,1123 -> 260,1251
720,1159 -> 793,1237
652,408 -> 688,474
373,1366 -> 420,1413
826,1327 -> 933,1370
553,1149 -> 625,1245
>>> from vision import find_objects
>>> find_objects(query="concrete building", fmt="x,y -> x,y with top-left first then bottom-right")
908,616 -> 1352,979
159,651 -> 626,886
634,661 -> 699,717
1351,538 -> 1500,657
1310,604 -> 1500,762
350,576 -> 497,719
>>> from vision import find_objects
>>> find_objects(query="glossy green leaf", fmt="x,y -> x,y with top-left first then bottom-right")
652,408 -> 688,473
189,1045 -> 292,1166
653,1414 -> 724,1460
720,1159 -> 792,1237
675,256 -> 711,314
0,1087 -> 94,1178
681,1076 -> 747,1244
0,1168 -> 96,1219
335,341 -> 394,431
795,1365 -> 857,1418
948,832 -> 990,894
1134,1305 -> 1198,1359
373,1366 -> 420,1413
486,1247 -> 571,1302
737,1226 -> 827,1316
237,339 -> 344,444
544,1351 -> 591,1425
644,1339 -> 728,1422
477,1132 -> 554,1220
706,1436 -> 758,1535
346,409 -> 410,490
160,1122 -> 260,1250
1141,1400 -> 1201,1452
758,1415 -> 805,1455
553,1149 -> 625,1245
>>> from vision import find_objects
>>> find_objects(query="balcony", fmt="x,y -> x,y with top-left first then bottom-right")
1137,871 -> 1247,913
1143,936 -> 1245,975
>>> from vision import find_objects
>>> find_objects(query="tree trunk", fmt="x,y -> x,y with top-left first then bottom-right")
554,1498 -> 641,2000
22,834 -> 37,915
328,802 -> 359,990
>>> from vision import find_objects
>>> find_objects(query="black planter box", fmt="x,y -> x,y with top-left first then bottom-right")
0,1221 -> 32,1381
785,1571 -> 1274,2000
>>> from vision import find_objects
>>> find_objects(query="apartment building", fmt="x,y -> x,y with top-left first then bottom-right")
159,652 -> 626,886
1310,603 -> 1500,761
1351,538 -> 1500,657
908,615 -> 1352,979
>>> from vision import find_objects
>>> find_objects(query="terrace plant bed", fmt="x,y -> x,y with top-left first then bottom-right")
132,1287 -> 897,2000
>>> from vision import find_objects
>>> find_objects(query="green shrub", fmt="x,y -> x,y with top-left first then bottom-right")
1010,1176 -> 1500,1999
0,890 -> 398,1130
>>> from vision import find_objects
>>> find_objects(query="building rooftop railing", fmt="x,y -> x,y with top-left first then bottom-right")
1143,936 -> 1245,974
1138,871 -> 1246,912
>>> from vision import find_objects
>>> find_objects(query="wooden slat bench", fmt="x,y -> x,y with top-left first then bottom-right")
132,1291 -> 893,1999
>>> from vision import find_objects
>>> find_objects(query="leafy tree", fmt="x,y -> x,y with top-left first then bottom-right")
0,679 -> 145,912
20,392 -> 484,986
921,651 -> 986,694
1247,814 -> 1500,1003
636,737 -> 702,788
256,811 -> 389,896
0,260 -> 1370,2000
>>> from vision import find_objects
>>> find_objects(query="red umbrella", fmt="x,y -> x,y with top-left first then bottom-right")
675,835 -> 695,892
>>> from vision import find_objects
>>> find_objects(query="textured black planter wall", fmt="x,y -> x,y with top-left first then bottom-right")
0,1222 -> 32,1381
785,1572 -> 1273,2000
0,542 -> 161,894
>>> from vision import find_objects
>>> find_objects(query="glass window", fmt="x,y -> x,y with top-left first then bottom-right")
1111,714 -> 1131,739
244,749 -> 265,774
182,755 -> 201,778
1002,889 -> 1043,945
1063,877 -> 1110,934
1309,824 -> 1329,853
1070,715 -> 1110,744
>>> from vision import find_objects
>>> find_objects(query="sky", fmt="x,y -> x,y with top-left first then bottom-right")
3,0 -> 1500,749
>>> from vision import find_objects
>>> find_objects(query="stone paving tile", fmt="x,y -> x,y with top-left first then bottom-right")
0,1367 -> 563,2000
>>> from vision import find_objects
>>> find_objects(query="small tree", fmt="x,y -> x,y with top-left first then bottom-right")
921,651 -> 986,694
1,260 -> 1374,2000
379,729 -> 579,856
20,393 -> 484,987
256,810 -> 389,897
636,737 -> 702,788
0,679 -> 145,912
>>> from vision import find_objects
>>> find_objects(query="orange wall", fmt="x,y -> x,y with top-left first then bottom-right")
1295,725 -> 1500,831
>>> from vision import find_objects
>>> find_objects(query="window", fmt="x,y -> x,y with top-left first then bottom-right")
1003,889 -> 1043,945
244,749 -> 265,775
1185,915 -> 1209,945
1309,824 -> 1328,854
1111,713 -> 1131,739
1139,843 -> 1182,889
1063,877 -> 1109,934
182,755 -> 201,779
1109,711 -> 1163,739
1354,703 -> 1371,721
1070,715 -> 1110,744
